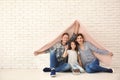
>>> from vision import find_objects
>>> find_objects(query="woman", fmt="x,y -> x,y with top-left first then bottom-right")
76,33 -> 113,73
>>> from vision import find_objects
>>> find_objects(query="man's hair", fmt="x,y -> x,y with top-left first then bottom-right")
62,33 -> 69,37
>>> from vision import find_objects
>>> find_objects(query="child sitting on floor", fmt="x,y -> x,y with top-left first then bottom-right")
62,41 -> 85,74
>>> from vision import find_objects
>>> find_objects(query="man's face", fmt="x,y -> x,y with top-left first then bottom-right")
61,35 -> 69,44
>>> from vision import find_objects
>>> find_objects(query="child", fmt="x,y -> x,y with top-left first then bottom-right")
62,41 -> 85,74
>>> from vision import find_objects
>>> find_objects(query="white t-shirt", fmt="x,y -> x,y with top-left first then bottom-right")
67,50 -> 79,66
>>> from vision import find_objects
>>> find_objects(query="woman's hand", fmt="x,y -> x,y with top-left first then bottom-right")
108,52 -> 113,56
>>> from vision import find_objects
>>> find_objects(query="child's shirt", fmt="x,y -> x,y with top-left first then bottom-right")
67,50 -> 79,66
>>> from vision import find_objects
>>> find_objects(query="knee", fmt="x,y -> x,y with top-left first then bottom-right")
85,67 -> 93,73
50,50 -> 55,56
50,50 -> 57,61
89,64 -> 95,69
85,65 -> 93,73
64,63 -> 71,70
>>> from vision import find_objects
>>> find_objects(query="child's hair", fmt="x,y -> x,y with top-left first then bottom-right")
68,41 -> 78,52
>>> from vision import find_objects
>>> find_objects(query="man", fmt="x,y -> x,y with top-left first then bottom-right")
35,20 -> 80,77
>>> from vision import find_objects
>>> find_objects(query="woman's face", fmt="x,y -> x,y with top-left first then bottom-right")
71,42 -> 76,50
76,35 -> 84,44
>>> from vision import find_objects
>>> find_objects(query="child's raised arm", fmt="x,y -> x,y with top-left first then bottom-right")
62,45 -> 68,58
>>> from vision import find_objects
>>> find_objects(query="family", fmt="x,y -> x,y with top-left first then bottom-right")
34,21 -> 113,77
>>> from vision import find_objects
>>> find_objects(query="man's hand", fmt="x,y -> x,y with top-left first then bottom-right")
34,51 -> 40,56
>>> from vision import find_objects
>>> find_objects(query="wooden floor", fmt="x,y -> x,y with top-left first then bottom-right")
0,67 -> 120,80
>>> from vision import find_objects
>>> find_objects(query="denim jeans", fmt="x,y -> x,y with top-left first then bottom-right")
71,64 -> 85,73
50,50 -> 71,72
85,59 -> 110,73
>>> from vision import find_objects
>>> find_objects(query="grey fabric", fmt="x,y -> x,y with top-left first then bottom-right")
78,41 -> 109,68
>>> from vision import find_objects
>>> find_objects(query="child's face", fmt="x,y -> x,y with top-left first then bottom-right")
71,42 -> 76,50
61,35 -> 69,44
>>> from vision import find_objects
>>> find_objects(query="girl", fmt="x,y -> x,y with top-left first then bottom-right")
76,33 -> 113,73
62,41 -> 85,74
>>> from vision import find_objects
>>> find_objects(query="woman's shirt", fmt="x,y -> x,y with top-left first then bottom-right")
78,41 -> 109,68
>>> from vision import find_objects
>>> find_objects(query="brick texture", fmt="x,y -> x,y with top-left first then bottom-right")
0,0 -> 120,68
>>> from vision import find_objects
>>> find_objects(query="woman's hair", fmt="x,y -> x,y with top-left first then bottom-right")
76,33 -> 85,42
62,33 -> 69,37
68,41 -> 78,52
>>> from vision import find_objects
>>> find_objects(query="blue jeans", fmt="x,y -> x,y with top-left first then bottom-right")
71,64 -> 85,73
85,59 -> 110,73
50,50 -> 71,72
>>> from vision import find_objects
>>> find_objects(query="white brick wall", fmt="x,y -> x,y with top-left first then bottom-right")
0,0 -> 120,68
